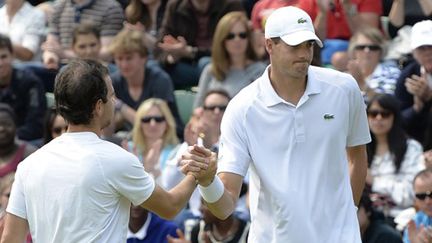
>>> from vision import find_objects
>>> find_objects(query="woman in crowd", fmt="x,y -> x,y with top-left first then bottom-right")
127,98 -> 178,180
193,11 -> 266,107
43,108 -> 67,145
345,27 -> 401,102
366,94 -> 424,223
0,103 -> 37,177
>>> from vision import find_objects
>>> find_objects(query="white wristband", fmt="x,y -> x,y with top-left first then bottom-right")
198,176 -> 224,203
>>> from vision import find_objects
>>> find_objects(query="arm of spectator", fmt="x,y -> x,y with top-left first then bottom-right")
389,0 -> 405,27
12,45 -> 34,62
115,99 -> 136,125
347,145 -> 367,206
314,0 -> 330,40
419,0 -> 432,16
0,213 -> 29,243
167,229 -> 190,243
342,0 -> 380,35
42,51 -> 60,70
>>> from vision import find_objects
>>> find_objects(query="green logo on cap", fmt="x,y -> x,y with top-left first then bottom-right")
298,18 -> 307,24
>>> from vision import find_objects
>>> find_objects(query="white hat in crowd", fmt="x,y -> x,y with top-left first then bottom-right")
264,6 -> 323,48
411,20 -> 432,50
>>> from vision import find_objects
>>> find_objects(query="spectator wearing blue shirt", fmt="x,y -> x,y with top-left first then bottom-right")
404,168 -> 432,243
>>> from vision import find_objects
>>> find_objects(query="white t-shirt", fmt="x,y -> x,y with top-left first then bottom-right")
218,65 -> 371,243
7,132 -> 155,243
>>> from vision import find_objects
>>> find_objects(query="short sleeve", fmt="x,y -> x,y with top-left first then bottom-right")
345,75 -> 371,147
103,152 -> 155,206
6,165 -> 27,219
217,100 -> 251,177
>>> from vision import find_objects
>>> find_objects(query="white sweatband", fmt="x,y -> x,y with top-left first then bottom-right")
198,176 -> 224,203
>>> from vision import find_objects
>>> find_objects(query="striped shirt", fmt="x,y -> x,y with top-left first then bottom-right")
49,0 -> 124,48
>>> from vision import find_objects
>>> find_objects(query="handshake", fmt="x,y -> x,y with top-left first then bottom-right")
180,145 -> 218,187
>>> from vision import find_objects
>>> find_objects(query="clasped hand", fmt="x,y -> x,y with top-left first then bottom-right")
180,145 -> 217,187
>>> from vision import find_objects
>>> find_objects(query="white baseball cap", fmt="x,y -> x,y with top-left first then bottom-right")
411,20 -> 432,50
264,6 -> 323,47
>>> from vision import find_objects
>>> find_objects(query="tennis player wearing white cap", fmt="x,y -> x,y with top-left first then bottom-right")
181,6 -> 371,242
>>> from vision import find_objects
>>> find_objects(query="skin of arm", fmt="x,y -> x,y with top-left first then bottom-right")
140,175 -> 200,220
388,0 -> 405,27
12,44 -> 34,61
418,0 -> 432,17
0,214 -> 29,243
205,172 -> 243,220
347,144 -> 368,205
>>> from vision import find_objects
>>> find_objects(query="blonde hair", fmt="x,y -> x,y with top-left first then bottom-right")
211,11 -> 257,81
132,98 -> 178,151
108,29 -> 148,57
348,27 -> 387,59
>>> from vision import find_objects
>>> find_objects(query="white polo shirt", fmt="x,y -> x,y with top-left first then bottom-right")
218,65 -> 371,243
7,132 -> 155,243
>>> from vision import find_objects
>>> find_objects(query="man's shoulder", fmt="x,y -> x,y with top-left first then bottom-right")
146,65 -> 171,83
309,66 -> 358,91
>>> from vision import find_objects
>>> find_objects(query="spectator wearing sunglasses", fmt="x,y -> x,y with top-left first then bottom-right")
344,27 -> 400,102
0,103 -> 37,178
42,108 -> 67,145
127,98 -> 179,181
193,11 -> 265,108
404,168 -> 432,243
366,94 -> 424,224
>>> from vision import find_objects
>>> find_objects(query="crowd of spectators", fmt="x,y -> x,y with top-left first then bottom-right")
0,0 -> 432,242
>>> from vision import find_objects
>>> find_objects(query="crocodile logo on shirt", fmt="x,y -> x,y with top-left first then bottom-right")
298,18 -> 307,24
324,114 -> 334,120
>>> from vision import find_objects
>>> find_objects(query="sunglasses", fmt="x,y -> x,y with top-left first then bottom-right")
141,116 -> 166,123
415,191 -> 432,201
367,110 -> 392,119
226,32 -> 248,40
354,45 -> 381,51
203,105 -> 227,112
52,125 -> 67,134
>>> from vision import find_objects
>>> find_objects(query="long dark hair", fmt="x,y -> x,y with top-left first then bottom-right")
366,94 -> 407,172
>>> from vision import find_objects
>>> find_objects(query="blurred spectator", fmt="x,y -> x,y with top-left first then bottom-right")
0,173 -> 13,239
298,0 -> 382,65
366,94 -> 425,221
0,34 -> 46,141
0,0 -> 46,62
71,23 -> 118,74
193,11 -> 266,108
41,0 -> 124,68
126,98 -> 179,181
43,108 -> 67,145
358,189 -> 403,243
0,103 -> 37,177
387,0 -> 432,38
343,27 -> 400,102
128,205 -> 178,243
404,168 -> 432,243
395,20 -> 432,143
108,29 -> 184,137
250,0 -> 299,60
423,111 -> 432,168
156,0 -> 244,89
124,0 -> 168,56
167,197 -> 250,243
